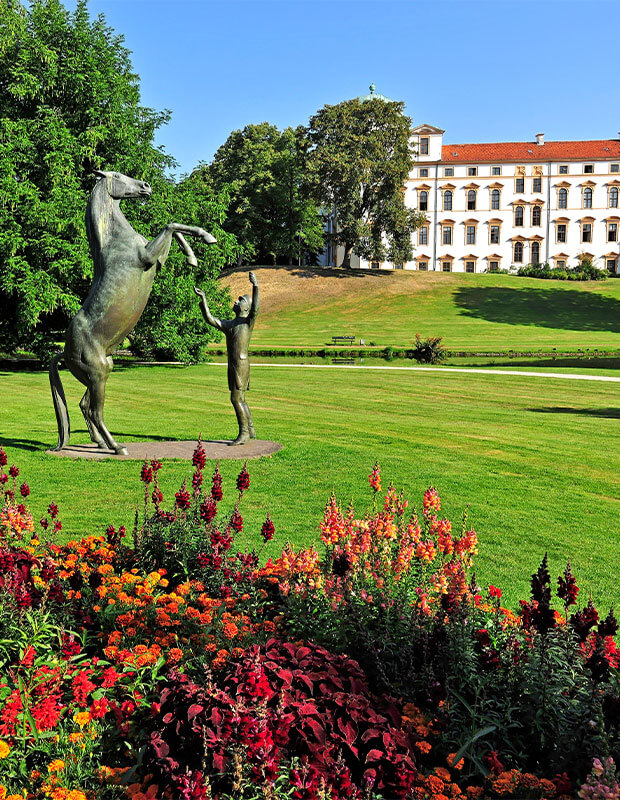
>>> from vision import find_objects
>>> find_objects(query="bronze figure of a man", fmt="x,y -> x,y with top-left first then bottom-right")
194,272 -> 259,445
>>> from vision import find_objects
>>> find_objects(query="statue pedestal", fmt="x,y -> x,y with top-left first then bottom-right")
46,439 -> 282,461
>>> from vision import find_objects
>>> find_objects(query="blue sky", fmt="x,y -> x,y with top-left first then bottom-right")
65,0 -> 620,176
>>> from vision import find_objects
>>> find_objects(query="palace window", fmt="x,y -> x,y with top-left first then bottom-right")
444,167 -> 454,177
490,224 -> 500,244
609,187 -> 619,208
417,260 -> 429,271
611,164 -> 619,173
559,165 -> 568,174
531,241 -> 541,265
466,225 -> 476,245
442,225 -> 452,245
533,177 -> 542,193
515,177 -> 525,193
556,259 -> 566,268
488,260 -> 500,272
514,206 -> 524,226
467,189 -> 477,210
465,260 -> 476,273
513,241 -> 524,263
607,259 -> 618,274
583,187 -> 593,208
420,138 -> 429,155
532,205 -> 542,226
419,190 -> 428,211
418,226 -> 429,245
608,222 -> 618,242
370,261 -> 380,269
443,190 -> 453,211
419,168 -> 429,178
584,164 -> 594,174
558,188 -> 568,209
468,167 -> 477,176
556,224 -> 567,243
442,261 -> 452,272
491,189 -> 500,210
492,166 -> 502,176
582,223 -> 592,243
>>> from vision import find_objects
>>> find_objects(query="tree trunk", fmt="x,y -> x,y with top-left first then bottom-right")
340,243 -> 353,269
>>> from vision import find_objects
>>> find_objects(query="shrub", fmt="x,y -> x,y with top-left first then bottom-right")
411,333 -> 447,364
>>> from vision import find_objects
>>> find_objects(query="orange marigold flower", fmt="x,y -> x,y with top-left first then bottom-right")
223,622 -> 239,639
427,775 -> 445,793
263,620 -> 276,632
434,767 -> 451,782
74,710 -> 91,728
465,789 -> 484,799
415,740 -> 432,755
48,759 -> 65,772
166,648 -> 183,664
0,741 -> 9,759
447,752 -> 464,770
539,779 -> 556,797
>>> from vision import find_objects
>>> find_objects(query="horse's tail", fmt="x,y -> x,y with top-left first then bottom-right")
49,352 -> 70,451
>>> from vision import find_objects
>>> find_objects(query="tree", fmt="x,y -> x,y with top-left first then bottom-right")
208,122 -> 324,265
306,97 -> 425,268
0,0 -> 237,361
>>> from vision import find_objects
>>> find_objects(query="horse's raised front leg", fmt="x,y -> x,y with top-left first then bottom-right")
142,224 -> 216,270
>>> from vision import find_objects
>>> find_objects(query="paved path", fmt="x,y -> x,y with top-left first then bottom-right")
209,363 -> 620,383
47,440 -> 283,461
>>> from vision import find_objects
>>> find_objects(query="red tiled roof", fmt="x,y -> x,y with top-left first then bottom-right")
441,140 -> 620,163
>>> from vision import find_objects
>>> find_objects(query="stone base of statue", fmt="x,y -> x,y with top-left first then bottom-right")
46,439 -> 282,461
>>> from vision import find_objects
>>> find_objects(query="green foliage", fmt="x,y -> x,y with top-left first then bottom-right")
306,97 -> 425,267
517,262 -> 607,281
410,333 -> 447,364
0,0 -> 238,361
208,122 -> 324,265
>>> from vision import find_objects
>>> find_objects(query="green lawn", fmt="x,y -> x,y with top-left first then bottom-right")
220,267 -> 620,351
1,362 -> 619,611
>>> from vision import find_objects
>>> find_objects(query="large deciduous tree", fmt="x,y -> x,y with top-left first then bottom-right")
0,0 -> 237,361
306,97 -> 424,268
208,122 -> 324,265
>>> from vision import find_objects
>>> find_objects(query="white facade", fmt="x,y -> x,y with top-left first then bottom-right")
355,125 -> 620,275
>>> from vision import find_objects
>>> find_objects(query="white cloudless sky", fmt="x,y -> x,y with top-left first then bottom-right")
65,0 -> 620,176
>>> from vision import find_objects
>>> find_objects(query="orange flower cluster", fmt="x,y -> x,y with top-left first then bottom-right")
486,770 -> 559,798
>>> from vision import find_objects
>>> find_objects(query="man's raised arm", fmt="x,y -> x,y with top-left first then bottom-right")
194,286 -> 224,331
249,271 -> 259,318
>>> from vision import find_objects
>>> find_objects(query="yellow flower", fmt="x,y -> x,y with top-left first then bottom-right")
74,710 -> 91,728
48,759 -> 65,772
0,741 -> 10,758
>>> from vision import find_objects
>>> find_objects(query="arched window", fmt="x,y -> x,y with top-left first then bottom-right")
532,205 -> 542,226
467,189 -> 477,210
443,190 -> 452,211
583,187 -> 593,208
515,206 -> 524,226
610,187 -> 619,208
531,242 -> 540,265
491,189 -> 500,210
558,188 -> 568,209
419,191 -> 428,211
514,242 -> 524,263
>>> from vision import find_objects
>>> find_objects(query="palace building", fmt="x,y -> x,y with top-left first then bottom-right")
356,124 -> 620,275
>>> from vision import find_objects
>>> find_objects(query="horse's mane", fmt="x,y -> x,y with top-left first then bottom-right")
85,178 -> 115,281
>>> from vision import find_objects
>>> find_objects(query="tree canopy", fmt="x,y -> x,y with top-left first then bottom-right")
306,97 -> 424,268
0,0 -> 237,361
208,122 -> 324,265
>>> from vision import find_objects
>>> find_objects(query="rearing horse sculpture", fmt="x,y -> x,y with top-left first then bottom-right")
49,170 -> 216,455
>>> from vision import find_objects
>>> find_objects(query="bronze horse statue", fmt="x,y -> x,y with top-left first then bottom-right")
49,170 -> 215,455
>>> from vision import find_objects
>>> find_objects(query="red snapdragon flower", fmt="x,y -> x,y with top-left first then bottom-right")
261,514 -> 275,542
230,506 -> 243,533
192,439 -> 206,470
19,483 -> 30,498
211,465 -> 223,502
236,463 -> 250,494
368,462 -> 381,493
8,465 -> 18,478
140,461 -> 153,484
175,480 -> 191,510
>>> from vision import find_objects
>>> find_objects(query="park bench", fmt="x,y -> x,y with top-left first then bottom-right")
332,335 -> 356,344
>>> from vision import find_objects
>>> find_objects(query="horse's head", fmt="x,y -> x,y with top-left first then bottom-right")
93,170 -> 152,200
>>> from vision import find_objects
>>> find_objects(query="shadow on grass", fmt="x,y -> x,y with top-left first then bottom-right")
0,436 -> 49,451
453,357 -> 620,370
454,286 -> 620,332
220,265 -> 396,280
529,407 -> 620,419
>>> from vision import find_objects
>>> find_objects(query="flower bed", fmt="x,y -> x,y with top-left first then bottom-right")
0,445 -> 618,799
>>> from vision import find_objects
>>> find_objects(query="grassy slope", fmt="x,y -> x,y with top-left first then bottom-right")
1,363 -> 619,610
220,267 -> 620,351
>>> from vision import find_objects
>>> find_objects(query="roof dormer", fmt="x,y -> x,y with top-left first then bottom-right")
412,124 -> 444,162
